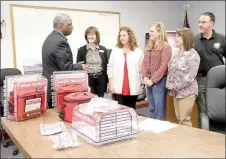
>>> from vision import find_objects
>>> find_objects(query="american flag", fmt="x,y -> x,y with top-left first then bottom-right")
183,8 -> 190,28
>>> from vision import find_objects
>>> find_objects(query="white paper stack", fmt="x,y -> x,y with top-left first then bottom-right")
40,121 -> 66,136
79,96 -> 119,114
40,122 -> 81,150
139,118 -> 177,134
50,129 -> 81,150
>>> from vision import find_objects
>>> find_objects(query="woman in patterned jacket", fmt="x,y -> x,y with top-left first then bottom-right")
166,28 -> 200,127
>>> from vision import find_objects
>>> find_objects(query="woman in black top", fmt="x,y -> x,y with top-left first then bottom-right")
77,26 -> 108,97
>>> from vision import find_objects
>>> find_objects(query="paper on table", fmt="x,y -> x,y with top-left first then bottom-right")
138,118 -> 177,133
50,129 -> 81,150
40,121 -> 66,136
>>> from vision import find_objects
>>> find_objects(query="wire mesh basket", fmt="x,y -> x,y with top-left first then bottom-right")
51,71 -> 88,111
72,97 -> 139,146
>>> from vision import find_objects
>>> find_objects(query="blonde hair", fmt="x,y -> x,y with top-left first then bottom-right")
146,22 -> 168,51
116,26 -> 138,51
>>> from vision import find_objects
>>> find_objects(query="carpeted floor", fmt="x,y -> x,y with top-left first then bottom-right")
1,140 -> 24,158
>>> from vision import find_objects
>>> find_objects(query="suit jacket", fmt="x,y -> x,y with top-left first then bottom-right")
76,44 -> 109,87
42,30 -> 82,98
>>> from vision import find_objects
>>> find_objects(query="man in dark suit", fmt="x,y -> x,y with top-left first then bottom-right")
42,13 -> 87,108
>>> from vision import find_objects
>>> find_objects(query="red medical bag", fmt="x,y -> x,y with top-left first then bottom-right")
56,84 -> 88,111
8,86 -> 46,121
59,92 -> 95,123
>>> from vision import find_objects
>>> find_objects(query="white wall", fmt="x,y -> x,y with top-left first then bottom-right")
180,1 -> 225,35
1,1 -> 182,69
1,1 -> 225,69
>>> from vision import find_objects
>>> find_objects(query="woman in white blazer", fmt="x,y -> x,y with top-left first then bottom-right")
107,26 -> 144,109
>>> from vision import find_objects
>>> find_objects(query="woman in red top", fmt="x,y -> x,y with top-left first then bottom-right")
107,27 -> 144,109
142,22 -> 172,120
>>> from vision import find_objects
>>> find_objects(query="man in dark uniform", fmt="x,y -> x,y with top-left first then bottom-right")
194,12 -> 225,128
42,13 -> 87,108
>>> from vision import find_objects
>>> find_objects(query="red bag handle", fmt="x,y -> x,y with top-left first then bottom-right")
62,83 -> 81,87
72,92 -> 87,97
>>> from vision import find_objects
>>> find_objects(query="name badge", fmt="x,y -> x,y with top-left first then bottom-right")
99,50 -> 104,53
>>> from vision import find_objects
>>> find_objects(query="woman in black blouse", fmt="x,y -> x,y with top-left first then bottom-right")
76,26 -> 108,97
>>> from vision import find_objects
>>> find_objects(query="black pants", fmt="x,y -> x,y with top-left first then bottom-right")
112,94 -> 138,109
88,73 -> 106,97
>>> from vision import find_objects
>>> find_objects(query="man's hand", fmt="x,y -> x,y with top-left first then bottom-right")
78,61 -> 84,64
81,64 -> 88,70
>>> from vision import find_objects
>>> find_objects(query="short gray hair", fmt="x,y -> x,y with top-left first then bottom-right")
53,13 -> 71,29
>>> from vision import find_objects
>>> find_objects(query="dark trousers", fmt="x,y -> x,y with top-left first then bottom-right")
88,73 -> 106,97
196,76 -> 207,128
112,94 -> 138,109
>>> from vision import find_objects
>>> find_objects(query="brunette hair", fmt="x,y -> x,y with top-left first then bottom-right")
176,28 -> 194,51
85,26 -> 100,44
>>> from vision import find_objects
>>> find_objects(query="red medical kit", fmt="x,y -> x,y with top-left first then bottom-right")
56,83 -> 88,111
59,92 -> 95,122
51,71 -> 89,112
4,74 -> 47,121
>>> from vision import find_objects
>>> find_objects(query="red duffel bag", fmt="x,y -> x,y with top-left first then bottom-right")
59,92 -> 95,122
56,83 -> 88,111
8,86 -> 46,121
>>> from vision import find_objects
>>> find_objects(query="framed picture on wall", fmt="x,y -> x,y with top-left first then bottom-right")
144,33 -> 149,49
145,32 -> 176,46
166,31 -> 179,59
166,31 -> 176,48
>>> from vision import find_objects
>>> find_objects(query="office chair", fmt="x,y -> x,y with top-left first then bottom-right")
200,65 -> 225,133
0,68 -> 22,155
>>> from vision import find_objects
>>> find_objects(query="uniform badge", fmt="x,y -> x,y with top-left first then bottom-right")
213,43 -> 220,49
